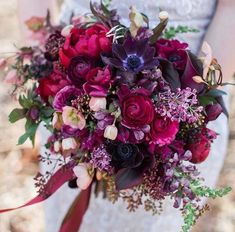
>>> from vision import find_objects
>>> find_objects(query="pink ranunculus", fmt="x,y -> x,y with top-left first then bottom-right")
187,127 -> 217,164
150,115 -> 179,147
119,87 -> 155,129
83,66 -> 112,97
59,24 -> 112,68
156,38 -> 188,70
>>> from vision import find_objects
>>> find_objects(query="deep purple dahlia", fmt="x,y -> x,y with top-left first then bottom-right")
102,37 -> 159,73
53,85 -> 82,111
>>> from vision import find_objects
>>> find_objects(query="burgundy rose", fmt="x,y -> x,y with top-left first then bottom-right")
149,115 -> 179,147
156,39 -> 188,70
118,86 -> 154,129
68,56 -> 94,87
83,66 -> 112,97
187,127 -> 217,163
36,72 -> 70,102
59,24 -> 111,68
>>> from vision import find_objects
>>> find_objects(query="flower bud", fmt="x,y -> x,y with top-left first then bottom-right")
61,25 -> 74,37
96,170 -> 103,181
104,124 -> 118,140
89,97 -> 107,112
62,137 -> 77,151
0,58 -> 6,69
53,141 -> 61,153
159,11 -> 169,21
52,112 -> 63,130
73,163 -> 93,190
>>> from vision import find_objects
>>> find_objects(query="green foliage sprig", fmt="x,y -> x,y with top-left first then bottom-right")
163,26 -> 199,39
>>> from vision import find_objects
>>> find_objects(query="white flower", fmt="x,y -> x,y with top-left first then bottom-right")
61,25 -> 74,37
62,137 -> 77,151
73,163 -> 93,190
104,124 -> 118,140
89,97 -> 107,112
159,11 -> 169,21
53,141 -> 61,153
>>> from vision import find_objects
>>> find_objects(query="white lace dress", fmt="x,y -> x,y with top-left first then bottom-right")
41,0 -> 230,231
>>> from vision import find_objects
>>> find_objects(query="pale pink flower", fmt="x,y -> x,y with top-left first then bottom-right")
53,141 -> 61,153
62,137 -> 77,151
104,124 -> 118,140
4,70 -> 23,85
62,106 -> 86,130
73,163 -> 93,190
89,97 -> 107,112
0,58 -> 6,69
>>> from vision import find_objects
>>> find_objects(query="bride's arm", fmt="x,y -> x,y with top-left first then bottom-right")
204,0 -> 235,81
18,0 -> 59,39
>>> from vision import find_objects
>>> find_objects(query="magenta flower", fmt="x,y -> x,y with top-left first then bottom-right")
53,86 -> 82,111
149,115 -> 179,147
83,66 -> 112,97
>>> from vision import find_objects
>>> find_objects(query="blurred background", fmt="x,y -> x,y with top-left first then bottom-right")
0,0 -> 235,231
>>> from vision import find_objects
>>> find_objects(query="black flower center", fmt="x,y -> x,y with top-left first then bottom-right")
168,54 -> 181,62
126,55 -> 142,70
117,144 -> 135,161
65,95 -> 77,106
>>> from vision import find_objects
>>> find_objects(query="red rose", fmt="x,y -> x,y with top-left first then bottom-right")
59,24 -> 111,68
150,115 -> 179,147
119,87 -> 155,129
156,39 -> 188,70
36,72 -> 70,102
187,127 -> 217,163
83,66 -> 111,97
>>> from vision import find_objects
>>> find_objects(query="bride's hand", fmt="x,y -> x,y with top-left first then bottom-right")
204,0 -> 235,81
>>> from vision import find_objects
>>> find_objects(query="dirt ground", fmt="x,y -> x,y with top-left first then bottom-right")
0,1 -> 235,232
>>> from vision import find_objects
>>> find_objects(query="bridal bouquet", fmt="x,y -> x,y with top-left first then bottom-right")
1,1 -> 232,232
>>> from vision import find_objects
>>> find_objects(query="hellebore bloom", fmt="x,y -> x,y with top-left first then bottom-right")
106,142 -> 154,190
53,86 -> 82,111
62,106 -> 86,130
102,36 -> 159,73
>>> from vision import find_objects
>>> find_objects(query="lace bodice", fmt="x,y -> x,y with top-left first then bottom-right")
60,0 -> 218,53
41,1 -> 229,232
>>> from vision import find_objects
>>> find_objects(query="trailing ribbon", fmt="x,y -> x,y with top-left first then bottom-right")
0,162 -> 75,213
60,185 -> 92,232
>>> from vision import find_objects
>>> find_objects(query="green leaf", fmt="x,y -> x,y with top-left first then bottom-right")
198,96 -> 217,106
41,106 -> 54,118
9,108 -> 26,123
205,89 -> 227,98
18,133 -> 30,145
149,18 -> 168,44
19,95 -> 32,109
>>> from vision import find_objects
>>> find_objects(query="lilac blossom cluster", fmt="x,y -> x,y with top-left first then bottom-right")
156,87 -> 203,123
90,145 -> 113,174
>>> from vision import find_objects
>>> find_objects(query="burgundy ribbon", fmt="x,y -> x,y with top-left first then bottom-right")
0,163 -> 75,213
60,185 -> 92,232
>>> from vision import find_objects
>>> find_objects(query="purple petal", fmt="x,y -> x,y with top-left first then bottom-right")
112,43 -> 127,60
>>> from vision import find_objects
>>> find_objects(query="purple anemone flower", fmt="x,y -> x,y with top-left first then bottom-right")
102,37 -> 159,73
53,85 -> 82,111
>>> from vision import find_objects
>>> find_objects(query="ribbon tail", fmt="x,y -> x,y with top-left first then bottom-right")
0,162 -> 75,213
59,185 -> 92,232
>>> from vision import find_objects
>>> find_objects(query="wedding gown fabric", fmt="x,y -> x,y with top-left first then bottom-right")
41,0 -> 230,231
